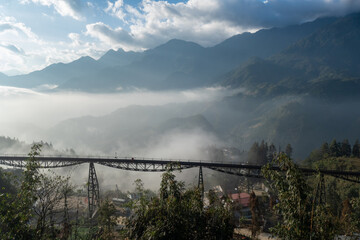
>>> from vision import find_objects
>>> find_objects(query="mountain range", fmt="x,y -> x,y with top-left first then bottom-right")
221,13 -> 360,100
0,15 -> 338,92
2,12 -> 360,159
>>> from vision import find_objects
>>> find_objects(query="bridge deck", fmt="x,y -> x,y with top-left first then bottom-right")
0,155 -> 360,182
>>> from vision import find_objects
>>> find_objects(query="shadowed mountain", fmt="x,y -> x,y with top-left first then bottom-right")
0,16 -> 336,92
159,114 -> 215,134
221,12 -> 360,100
207,16 -> 337,74
97,48 -> 142,67
47,102 -> 215,153
58,18 -> 335,92
0,72 -> 8,84
0,56 -> 103,88
58,39 -> 208,91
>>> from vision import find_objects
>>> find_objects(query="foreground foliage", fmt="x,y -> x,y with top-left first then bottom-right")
0,144 -> 75,240
0,144 -> 41,239
126,168 -> 235,240
262,153 -> 360,239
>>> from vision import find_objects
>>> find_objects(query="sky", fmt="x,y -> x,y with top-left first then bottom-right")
0,0 -> 360,75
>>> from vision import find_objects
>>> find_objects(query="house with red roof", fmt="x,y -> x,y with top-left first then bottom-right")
229,192 -> 251,207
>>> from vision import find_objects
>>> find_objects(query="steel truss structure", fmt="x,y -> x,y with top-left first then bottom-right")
1,155 -> 360,182
198,166 -> 204,199
88,162 -> 100,218
2,154 -> 360,217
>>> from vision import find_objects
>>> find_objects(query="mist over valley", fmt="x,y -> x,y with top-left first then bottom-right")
1,12 -> 360,165
2,2 -> 360,239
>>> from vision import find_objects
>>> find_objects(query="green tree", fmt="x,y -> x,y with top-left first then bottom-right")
127,168 -> 234,240
248,141 -> 269,165
0,168 -> 16,195
0,144 -> 41,239
33,173 -> 71,239
285,143 -> 293,157
320,142 -> 330,158
341,139 -> 352,157
329,139 -> 341,157
352,139 -> 360,158
250,191 -> 263,238
267,143 -> 277,162
97,198 -> 117,239
262,153 -> 336,240
248,142 -> 260,164
259,140 -> 268,164
326,179 -> 341,217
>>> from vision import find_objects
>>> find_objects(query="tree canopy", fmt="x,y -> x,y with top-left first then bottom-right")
126,168 -> 235,240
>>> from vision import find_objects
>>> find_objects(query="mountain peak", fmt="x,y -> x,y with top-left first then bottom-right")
0,72 -> 8,77
72,56 -> 96,64
152,39 -> 204,53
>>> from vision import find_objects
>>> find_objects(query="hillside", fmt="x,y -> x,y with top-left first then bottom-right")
0,16 -> 336,92
220,13 -> 360,100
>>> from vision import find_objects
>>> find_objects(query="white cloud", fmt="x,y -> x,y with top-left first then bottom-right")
88,0 -> 360,51
87,0 -> 250,50
21,0 -> 84,20
0,16 -> 39,40
85,22 -> 146,51
0,43 -> 25,55
0,16 -> 105,75
105,0 -> 126,21
68,32 -> 80,46
2,0 -> 360,75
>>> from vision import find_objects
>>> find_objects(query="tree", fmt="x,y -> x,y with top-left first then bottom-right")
259,140 -> 268,164
352,139 -> 360,158
97,198 -> 117,239
0,168 -> 16,195
267,143 -> 277,162
127,168 -> 234,239
285,143 -> 293,157
341,139 -> 352,157
250,191 -> 263,238
248,142 -> 260,164
248,141 -> 268,165
31,172 -> 74,240
320,142 -> 330,158
0,144 -> 41,239
33,173 -> 69,238
329,139 -> 340,157
262,153 -> 336,240
60,178 -> 73,240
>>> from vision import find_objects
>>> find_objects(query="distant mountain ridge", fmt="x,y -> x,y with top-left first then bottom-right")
221,12 -> 360,100
0,15 -> 338,92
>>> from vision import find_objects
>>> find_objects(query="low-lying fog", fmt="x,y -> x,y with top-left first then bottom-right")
0,86 -> 244,191
3,85 -> 359,191
0,86 -> 240,143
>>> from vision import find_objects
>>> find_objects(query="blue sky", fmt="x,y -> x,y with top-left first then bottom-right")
0,0 -> 360,75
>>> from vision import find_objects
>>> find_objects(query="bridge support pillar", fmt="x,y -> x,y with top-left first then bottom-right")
317,173 -> 326,205
88,162 -> 100,218
198,166 -> 204,200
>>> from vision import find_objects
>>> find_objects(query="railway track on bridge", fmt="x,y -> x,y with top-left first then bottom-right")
2,154 -> 360,217
1,155 -> 360,181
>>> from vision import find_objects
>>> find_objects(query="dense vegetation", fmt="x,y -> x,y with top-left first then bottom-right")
127,169 -> 234,240
1,141 -> 360,239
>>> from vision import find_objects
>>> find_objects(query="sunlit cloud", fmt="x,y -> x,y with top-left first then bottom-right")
1,0 -> 360,74
20,0 -> 84,21
0,15 -> 105,75
88,0 -> 360,51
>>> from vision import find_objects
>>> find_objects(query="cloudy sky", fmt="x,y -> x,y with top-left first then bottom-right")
0,0 -> 359,75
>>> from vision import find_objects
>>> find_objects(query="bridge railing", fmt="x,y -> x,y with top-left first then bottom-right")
0,153 -> 245,165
